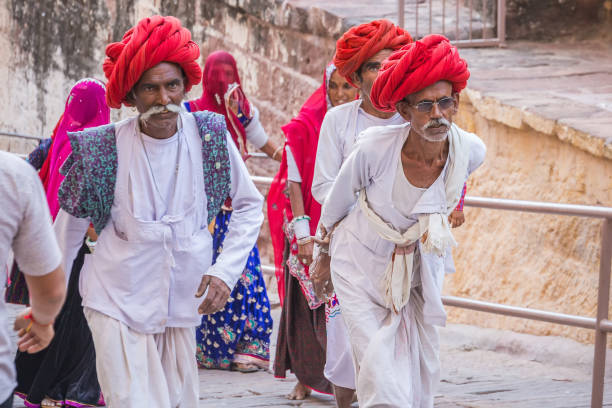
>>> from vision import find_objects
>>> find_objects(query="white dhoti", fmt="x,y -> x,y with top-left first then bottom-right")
324,297 -> 356,389
331,223 -> 440,408
84,308 -> 198,408
319,123 -> 486,408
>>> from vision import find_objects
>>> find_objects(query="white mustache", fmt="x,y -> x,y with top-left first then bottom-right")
424,117 -> 451,129
139,104 -> 183,123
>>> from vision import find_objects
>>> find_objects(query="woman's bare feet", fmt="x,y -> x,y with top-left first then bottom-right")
41,397 -> 62,407
232,362 -> 259,373
287,381 -> 312,400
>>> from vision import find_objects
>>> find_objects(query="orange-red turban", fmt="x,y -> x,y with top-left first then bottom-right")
333,19 -> 413,87
371,34 -> 469,112
103,15 -> 202,108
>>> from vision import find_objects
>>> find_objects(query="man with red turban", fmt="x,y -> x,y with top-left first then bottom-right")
53,16 -> 264,407
318,34 -> 486,407
310,19 -> 412,407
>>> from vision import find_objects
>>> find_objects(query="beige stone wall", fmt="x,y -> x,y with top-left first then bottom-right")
449,94 -> 612,345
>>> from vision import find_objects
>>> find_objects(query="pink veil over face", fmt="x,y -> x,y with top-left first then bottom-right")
187,51 -> 250,154
39,78 -> 110,219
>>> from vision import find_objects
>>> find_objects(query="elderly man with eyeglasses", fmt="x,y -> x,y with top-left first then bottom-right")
317,34 -> 486,407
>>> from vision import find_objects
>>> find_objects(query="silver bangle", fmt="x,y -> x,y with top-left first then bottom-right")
85,236 -> 97,253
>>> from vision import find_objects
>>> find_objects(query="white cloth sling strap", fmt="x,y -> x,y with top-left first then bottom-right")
358,124 -> 470,313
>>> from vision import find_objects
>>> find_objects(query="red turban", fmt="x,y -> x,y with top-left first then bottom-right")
103,15 -> 202,108
333,19 -> 413,87
371,34 -> 470,112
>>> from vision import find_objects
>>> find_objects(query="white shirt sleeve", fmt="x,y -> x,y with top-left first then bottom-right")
285,145 -> 302,182
244,106 -> 269,149
205,132 -> 264,289
311,112 -> 343,205
10,161 -> 62,276
53,209 -> 89,284
319,144 -> 370,231
466,132 -> 487,175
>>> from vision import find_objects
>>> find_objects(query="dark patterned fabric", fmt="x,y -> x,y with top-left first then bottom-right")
14,244 -> 104,407
4,262 -> 29,305
58,113 -> 231,230
26,138 -> 53,170
274,239 -> 332,394
58,124 -> 117,234
196,210 -> 273,369
192,111 -> 231,224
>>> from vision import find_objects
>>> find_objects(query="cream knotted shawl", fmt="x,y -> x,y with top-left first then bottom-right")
358,124 -> 470,313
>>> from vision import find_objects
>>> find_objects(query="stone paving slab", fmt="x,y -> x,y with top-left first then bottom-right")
445,43 -> 612,159
6,303 -> 612,407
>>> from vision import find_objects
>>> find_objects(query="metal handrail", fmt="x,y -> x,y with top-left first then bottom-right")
0,132 -> 274,159
0,131 -> 42,141
250,174 -> 611,408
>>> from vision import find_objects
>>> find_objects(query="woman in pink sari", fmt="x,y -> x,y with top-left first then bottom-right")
13,78 -> 110,408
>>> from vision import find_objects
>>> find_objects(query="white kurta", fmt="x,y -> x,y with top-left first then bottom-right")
55,112 -> 264,333
312,99 -> 404,203
54,112 -> 264,407
320,123 -> 486,407
244,105 -> 269,149
311,99 -> 405,390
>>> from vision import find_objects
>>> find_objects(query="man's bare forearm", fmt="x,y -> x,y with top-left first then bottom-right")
25,266 -> 66,325
260,140 -> 282,161
288,181 -> 306,217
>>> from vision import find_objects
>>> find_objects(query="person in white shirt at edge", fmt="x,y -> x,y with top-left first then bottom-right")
0,152 -> 66,408
53,16 -> 263,407
318,34 -> 486,407
309,19 -> 413,408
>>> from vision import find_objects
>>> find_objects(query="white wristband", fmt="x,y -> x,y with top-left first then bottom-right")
293,218 -> 311,240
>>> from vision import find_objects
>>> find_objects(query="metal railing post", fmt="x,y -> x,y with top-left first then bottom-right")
398,0 -> 405,29
429,0 -> 433,34
497,0 -> 506,46
592,218 -> 612,408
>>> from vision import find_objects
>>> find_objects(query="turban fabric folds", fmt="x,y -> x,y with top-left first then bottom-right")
371,34 -> 470,112
333,19 -> 413,87
103,15 -> 202,108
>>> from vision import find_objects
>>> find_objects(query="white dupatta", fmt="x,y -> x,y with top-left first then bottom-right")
358,124 -> 469,313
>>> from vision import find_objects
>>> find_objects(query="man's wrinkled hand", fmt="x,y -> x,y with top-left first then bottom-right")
297,240 -> 314,266
196,275 -> 231,315
311,252 -> 333,299
449,210 -> 465,228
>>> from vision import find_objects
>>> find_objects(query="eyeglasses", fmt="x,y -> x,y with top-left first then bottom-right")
411,96 -> 455,113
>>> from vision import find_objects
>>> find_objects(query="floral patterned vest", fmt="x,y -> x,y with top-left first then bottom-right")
58,111 -> 232,233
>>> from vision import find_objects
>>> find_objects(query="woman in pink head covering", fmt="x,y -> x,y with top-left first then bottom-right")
186,50 -> 282,160
12,78 -> 109,408
37,78 -> 110,219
